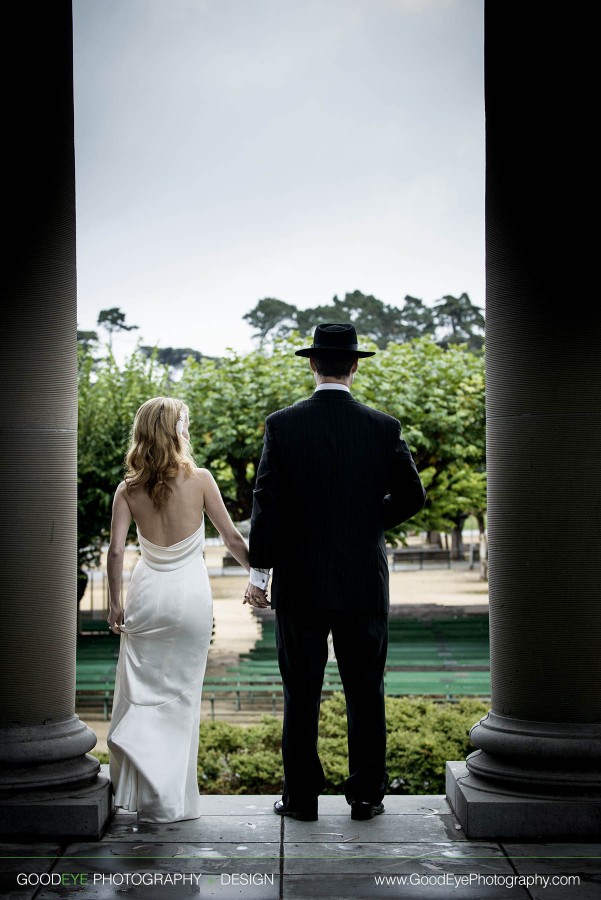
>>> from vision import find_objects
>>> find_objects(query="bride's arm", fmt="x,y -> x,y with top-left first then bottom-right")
107,483 -> 132,632
201,469 -> 250,571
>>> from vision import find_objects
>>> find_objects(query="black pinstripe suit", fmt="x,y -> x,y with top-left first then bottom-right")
249,388 -> 426,807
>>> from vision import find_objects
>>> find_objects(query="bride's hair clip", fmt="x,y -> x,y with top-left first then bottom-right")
176,409 -> 186,436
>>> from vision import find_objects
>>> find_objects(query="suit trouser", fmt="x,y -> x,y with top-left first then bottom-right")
275,609 -> 389,806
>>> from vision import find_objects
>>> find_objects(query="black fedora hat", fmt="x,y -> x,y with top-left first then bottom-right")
295,323 -> 376,358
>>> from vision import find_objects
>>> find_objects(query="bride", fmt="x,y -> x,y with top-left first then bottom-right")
105,396 -> 264,823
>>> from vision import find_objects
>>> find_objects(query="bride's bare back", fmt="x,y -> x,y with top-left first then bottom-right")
107,466 -> 250,633
123,467 -> 207,547
112,466 -> 248,551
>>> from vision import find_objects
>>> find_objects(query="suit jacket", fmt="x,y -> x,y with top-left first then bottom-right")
249,389 -> 426,614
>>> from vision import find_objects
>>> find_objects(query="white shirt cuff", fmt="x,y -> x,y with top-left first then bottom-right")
250,567 -> 270,590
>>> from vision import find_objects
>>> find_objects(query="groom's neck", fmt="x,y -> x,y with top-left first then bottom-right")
314,374 -> 354,388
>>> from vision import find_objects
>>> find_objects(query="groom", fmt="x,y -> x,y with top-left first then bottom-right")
245,323 -> 426,821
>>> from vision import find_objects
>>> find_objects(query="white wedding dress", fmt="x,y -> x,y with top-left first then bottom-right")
107,520 -> 212,823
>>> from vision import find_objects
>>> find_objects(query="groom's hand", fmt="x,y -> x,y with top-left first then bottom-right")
243,582 -> 270,608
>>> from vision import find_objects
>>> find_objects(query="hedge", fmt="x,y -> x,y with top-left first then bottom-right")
91,694 -> 487,795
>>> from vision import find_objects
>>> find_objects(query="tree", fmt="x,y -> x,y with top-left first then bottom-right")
243,298 -> 298,347
97,307 -> 139,349
179,339 -> 314,521
76,336 -> 486,585
295,291 -> 407,349
398,296 -> 436,341
77,345 -> 170,599
341,290 -> 403,346
353,337 -> 486,557
77,329 -> 99,352
179,335 -> 485,551
433,293 -> 485,351
243,292 -> 483,351
139,345 -> 207,377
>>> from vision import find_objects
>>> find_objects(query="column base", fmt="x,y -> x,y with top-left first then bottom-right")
0,716 -> 101,790
446,761 -> 601,840
0,770 -> 112,840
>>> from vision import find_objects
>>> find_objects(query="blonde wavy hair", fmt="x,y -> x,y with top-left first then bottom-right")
125,397 -> 196,509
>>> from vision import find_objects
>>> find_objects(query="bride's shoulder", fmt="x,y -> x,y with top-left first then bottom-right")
113,481 -> 133,512
192,466 -> 213,482
193,467 -> 219,489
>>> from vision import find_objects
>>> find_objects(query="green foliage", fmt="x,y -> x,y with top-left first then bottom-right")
77,346 -> 171,579
400,296 -> 437,341
433,293 -> 485,351
353,337 -> 486,536
78,333 -> 485,562
179,334 -> 485,531
179,338 -> 314,521
243,298 -> 298,346
196,716 -> 283,794
97,307 -> 139,341
320,692 -> 487,794
296,291 -> 409,349
77,329 -> 99,352
384,696 -> 488,793
92,751 -> 110,765
243,291 -> 483,351
190,695 -> 486,795
139,345 -> 210,371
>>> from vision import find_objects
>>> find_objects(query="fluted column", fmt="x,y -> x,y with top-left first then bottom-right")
446,3 -> 601,838
0,1 -> 110,838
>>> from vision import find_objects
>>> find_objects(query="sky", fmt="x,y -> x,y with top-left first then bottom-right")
73,0 -> 484,360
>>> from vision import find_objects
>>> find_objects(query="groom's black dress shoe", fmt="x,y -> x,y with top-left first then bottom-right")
350,801 -> 385,821
273,799 -> 318,821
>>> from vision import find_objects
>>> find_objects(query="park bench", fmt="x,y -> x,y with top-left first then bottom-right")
79,618 -> 112,635
391,548 -> 451,569
384,669 -> 490,698
222,552 -> 244,573
204,675 -> 283,717
205,670 -> 344,720
75,658 -> 117,720
75,678 -> 114,720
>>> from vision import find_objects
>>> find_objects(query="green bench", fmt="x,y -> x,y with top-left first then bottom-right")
203,673 -> 344,720
75,681 -> 114,720
75,655 -> 117,720
204,683 -> 280,718
79,618 -> 112,634
384,670 -> 490,698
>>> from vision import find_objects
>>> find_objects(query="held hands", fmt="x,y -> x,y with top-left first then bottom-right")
243,582 -> 270,609
107,607 -> 124,633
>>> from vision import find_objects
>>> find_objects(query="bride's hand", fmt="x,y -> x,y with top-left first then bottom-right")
107,607 -> 124,633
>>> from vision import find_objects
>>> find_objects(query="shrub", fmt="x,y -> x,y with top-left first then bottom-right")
197,717 -> 283,794
385,696 -> 489,794
317,693 -> 488,795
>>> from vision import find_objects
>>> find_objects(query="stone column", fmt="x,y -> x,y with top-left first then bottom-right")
0,1 -> 111,838
447,3 -> 601,839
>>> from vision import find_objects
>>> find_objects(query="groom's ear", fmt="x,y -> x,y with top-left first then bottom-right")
351,359 -> 359,374
309,358 -> 317,373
